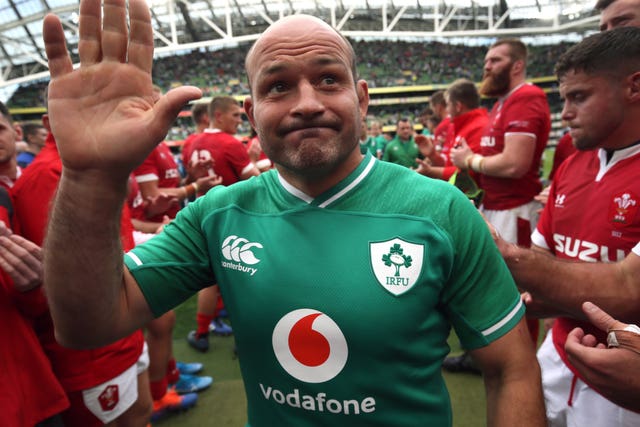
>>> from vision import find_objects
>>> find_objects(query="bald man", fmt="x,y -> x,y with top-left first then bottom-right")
41,1 -> 545,425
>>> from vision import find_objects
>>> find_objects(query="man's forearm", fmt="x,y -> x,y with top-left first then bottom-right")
484,368 -> 546,427
504,244 -> 640,323
45,171 -> 130,348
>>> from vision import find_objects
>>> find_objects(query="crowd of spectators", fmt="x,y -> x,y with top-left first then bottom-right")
6,38 -> 573,109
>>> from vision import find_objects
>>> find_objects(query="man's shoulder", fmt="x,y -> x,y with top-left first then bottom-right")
374,160 -> 455,195
201,170 -> 273,201
195,131 -> 241,147
513,83 -> 547,100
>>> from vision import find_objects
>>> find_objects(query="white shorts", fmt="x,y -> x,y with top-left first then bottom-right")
538,332 -> 640,427
482,200 -> 541,246
137,341 -> 150,374
81,342 -> 149,424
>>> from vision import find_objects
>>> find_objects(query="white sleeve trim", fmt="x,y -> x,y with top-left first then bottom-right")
241,163 -> 256,175
504,132 -> 537,140
481,297 -> 523,336
633,242 -> 640,257
135,173 -> 160,183
531,229 -> 549,250
126,251 -> 143,266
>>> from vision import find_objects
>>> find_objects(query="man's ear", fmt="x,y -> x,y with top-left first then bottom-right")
356,80 -> 369,118
42,114 -> 51,132
628,71 -> 640,103
13,122 -> 23,141
511,59 -> 525,76
244,97 -> 256,130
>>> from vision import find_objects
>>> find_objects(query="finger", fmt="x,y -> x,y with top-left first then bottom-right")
9,235 -> 43,263
566,327 -> 585,346
0,237 -> 43,275
149,87 -> 203,143
580,333 -> 599,348
101,0 -> 128,63
0,221 -> 11,238
43,14 -> 74,78
582,301 -> 627,332
0,244 -> 37,288
127,0 -> 154,73
78,0 -> 102,66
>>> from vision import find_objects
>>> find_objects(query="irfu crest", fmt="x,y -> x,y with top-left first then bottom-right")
370,238 -> 424,296
382,244 -> 413,277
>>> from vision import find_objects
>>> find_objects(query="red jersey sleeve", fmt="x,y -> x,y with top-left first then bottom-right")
503,90 -> 549,139
226,140 -> 254,176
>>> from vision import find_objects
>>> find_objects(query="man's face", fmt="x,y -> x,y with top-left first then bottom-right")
600,0 -> 640,31
559,70 -> 624,151
244,17 -> 368,176
217,105 -> 243,135
370,122 -> 381,136
396,121 -> 413,141
0,114 -> 17,164
480,44 -> 514,97
445,94 -> 461,118
27,127 -> 48,148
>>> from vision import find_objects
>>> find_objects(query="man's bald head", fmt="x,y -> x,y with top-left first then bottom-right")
244,15 -> 358,94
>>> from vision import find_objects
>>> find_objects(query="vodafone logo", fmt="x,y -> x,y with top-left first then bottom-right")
272,309 -> 348,383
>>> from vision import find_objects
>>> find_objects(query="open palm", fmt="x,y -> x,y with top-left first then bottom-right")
43,0 -> 201,178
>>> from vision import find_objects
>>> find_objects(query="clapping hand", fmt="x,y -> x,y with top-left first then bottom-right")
0,221 -> 43,292
450,138 -> 473,169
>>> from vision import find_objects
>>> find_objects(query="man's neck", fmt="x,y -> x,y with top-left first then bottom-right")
507,77 -> 526,95
27,144 -> 42,155
276,148 -> 364,198
0,158 -> 17,180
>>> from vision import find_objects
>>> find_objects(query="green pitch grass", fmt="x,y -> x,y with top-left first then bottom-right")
157,295 -> 486,427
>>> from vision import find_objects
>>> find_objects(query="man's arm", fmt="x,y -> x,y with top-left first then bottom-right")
497,235 -> 640,323
480,134 -> 537,178
470,318 -> 546,427
42,0 -> 201,348
240,165 -> 261,181
452,134 -> 536,178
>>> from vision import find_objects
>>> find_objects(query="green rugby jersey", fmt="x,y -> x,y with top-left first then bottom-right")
126,152 -> 523,427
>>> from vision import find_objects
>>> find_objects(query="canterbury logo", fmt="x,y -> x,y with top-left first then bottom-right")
221,235 -> 262,265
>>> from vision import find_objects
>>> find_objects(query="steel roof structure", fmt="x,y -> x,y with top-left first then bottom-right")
0,0 -> 600,90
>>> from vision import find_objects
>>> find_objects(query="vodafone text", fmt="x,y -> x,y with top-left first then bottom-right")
553,234 -> 625,262
259,384 -> 376,415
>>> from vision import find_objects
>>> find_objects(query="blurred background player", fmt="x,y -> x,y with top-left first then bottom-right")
382,117 -> 420,167
0,101 -> 69,427
450,38 -> 551,363
16,121 -> 47,168
187,95 -> 260,352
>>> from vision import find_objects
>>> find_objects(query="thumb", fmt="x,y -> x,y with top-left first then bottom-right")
150,86 -> 202,142
582,301 -> 626,333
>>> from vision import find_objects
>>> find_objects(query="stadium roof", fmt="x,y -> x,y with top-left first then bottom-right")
0,0 -> 600,90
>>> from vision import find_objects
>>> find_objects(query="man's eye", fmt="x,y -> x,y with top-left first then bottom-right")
321,76 -> 337,85
269,82 -> 287,93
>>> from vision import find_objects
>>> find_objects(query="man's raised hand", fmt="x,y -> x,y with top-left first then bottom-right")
43,0 -> 201,179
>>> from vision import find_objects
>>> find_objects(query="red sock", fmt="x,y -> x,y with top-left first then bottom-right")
196,313 -> 215,336
150,377 -> 168,401
166,357 -> 180,385
216,296 -> 225,314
